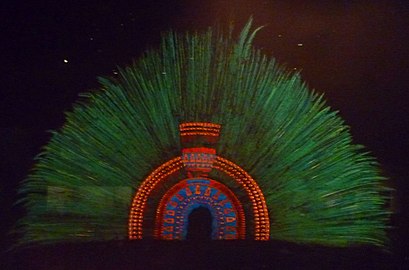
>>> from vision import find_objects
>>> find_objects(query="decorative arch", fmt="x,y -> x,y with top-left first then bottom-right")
155,178 -> 246,240
128,156 -> 270,240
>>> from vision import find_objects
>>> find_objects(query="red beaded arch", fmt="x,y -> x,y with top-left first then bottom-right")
128,156 -> 270,240
155,178 -> 246,240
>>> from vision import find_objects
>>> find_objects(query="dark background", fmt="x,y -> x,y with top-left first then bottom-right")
1,0 -> 408,268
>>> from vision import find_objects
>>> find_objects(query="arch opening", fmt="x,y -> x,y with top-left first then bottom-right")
186,206 -> 213,240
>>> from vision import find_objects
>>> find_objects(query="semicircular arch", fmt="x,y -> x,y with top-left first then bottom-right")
128,156 -> 270,240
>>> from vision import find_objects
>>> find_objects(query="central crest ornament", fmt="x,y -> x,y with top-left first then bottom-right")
179,122 -> 221,177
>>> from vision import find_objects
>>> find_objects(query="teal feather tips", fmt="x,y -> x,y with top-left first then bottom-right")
16,19 -> 391,247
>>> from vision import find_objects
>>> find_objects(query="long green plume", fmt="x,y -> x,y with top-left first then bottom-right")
16,19 -> 390,247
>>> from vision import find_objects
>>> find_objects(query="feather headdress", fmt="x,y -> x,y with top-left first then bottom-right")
16,19 -> 390,247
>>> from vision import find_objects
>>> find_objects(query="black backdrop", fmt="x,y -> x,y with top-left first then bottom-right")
1,1 -> 408,268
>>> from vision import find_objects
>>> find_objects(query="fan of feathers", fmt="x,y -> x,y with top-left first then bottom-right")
15,19 -> 391,247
